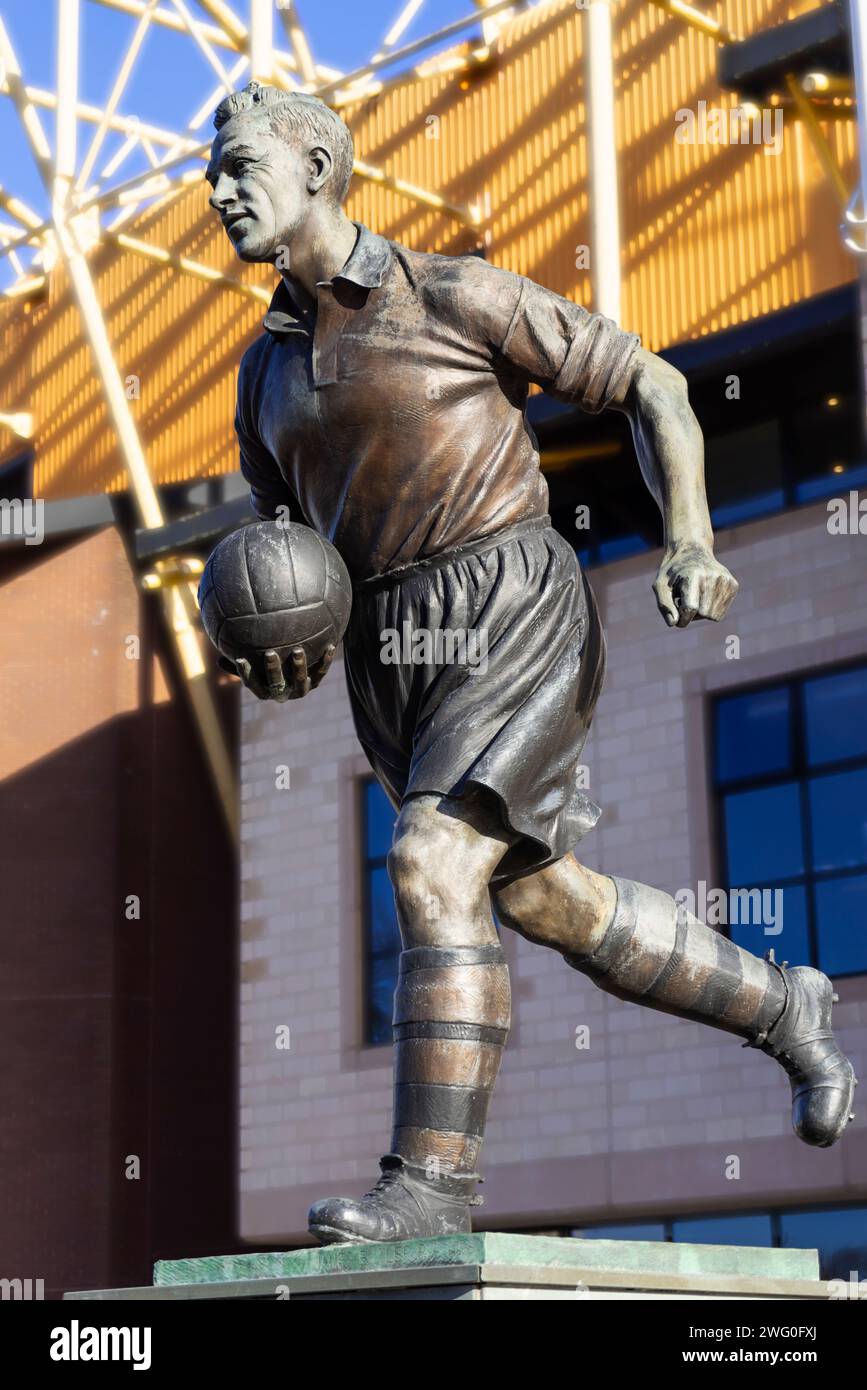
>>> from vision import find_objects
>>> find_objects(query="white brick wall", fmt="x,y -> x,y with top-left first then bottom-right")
238,499 -> 867,1241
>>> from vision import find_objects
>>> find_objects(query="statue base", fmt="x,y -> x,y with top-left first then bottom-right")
64,1232 -> 827,1301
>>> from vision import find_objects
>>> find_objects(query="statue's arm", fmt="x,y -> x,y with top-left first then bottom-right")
607,348 -> 738,628
235,346 -> 296,522
483,269 -> 738,629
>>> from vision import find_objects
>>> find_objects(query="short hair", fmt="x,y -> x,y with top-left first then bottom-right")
213,82 -> 354,204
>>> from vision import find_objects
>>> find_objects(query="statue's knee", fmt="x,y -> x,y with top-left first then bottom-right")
495,858 -> 612,951
494,874 -> 554,944
387,835 -> 434,916
387,831 -> 491,945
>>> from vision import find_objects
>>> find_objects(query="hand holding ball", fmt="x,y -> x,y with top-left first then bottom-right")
198,520 -> 352,700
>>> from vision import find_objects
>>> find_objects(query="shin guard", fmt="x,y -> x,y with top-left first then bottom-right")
564,877 -> 786,1037
565,877 -> 857,1146
391,944 -> 510,1175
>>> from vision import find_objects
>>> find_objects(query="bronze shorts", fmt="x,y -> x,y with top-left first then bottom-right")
343,516 -> 606,887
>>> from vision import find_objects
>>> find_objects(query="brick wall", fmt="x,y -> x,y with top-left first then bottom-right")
0,528 -> 238,1295
238,499 -> 867,1242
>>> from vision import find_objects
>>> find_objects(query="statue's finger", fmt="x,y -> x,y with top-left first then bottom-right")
310,644 -> 335,688
236,657 -> 268,700
652,576 -> 678,627
264,649 -> 287,696
674,572 -> 700,627
290,647 -> 311,697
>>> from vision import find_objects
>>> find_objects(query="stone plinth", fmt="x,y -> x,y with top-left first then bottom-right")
64,1233 -> 828,1301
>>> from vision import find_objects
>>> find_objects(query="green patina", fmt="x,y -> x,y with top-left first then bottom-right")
154,1232 -> 819,1287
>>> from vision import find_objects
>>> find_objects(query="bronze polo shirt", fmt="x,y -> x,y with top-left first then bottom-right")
235,220 -> 640,580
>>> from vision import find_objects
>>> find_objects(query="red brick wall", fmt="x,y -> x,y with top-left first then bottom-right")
0,527 -> 238,1297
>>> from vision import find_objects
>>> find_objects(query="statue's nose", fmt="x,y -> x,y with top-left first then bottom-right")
209,174 -> 233,212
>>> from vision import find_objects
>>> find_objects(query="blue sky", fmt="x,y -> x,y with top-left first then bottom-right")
0,0 -> 479,274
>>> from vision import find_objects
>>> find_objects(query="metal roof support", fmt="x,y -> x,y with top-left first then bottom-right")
313,0 -> 518,101
0,6 -> 239,847
277,1 -> 318,87
785,72 -> 849,209
108,228 -> 272,302
0,80 -> 204,151
843,0 -> 867,250
249,0 -> 274,82
585,0 -> 621,323
75,0 -> 161,194
195,0 -> 247,46
171,0 -> 238,91
647,0 -> 739,45
87,0 -> 291,64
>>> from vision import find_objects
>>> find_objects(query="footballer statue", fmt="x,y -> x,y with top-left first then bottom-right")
206,81 -> 857,1245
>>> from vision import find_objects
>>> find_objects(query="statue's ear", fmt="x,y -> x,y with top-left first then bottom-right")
306,145 -> 333,194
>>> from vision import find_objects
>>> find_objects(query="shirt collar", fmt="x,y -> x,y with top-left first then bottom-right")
263,221 -> 393,335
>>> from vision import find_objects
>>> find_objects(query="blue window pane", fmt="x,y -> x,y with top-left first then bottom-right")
367,953 -> 399,1046
815,874 -> 867,976
723,782 -> 804,885
809,769 -> 867,872
805,666 -> 867,767
597,534 -> 649,563
710,489 -> 785,528
368,865 -> 401,958
780,1206 -> 867,1282
578,1223 -> 666,1242
364,779 -> 396,860
795,460 -> 867,504
673,1214 -> 773,1248
715,686 -> 791,784
730,883 -> 810,964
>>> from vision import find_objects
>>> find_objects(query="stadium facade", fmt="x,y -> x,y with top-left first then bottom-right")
1,0 -> 866,1292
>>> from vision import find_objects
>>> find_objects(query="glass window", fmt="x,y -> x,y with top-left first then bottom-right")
577,1222 -> 667,1242
705,419 -> 784,529
672,1213 -> 773,1248
714,685 -> 791,785
788,393 -> 864,506
809,769 -> 867,872
722,781 -> 804,885
362,780 -> 400,1046
805,666 -> 867,767
714,664 -> 867,977
815,874 -> 867,977
576,1205 -> 867,1282
729,882 -> 810,963
779,1207 -> 867,1283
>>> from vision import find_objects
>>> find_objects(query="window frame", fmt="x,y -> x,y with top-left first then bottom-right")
710,657 -> 867,979
359,775 -> 400,1047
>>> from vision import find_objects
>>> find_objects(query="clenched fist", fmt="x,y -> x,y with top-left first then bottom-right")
653,541 -> 738,628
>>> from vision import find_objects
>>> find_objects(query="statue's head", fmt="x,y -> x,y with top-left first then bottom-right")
207,82 -> 354,262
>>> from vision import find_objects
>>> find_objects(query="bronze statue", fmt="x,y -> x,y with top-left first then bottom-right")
207,82 -> 857,1245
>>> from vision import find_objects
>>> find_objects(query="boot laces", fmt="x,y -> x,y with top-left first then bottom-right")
364,1167 -> 409,1201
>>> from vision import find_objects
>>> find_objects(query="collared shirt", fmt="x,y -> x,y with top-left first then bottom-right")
235,220 -> 640,579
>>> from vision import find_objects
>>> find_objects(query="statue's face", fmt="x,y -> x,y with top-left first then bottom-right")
206,111 -> 311,263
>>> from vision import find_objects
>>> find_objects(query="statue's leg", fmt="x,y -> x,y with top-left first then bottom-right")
308,790 -> 513,1245
494,855 -> 857,1148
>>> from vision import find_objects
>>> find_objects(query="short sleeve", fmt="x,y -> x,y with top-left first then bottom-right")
235,347 -> 296,521
497,276 -> 641,414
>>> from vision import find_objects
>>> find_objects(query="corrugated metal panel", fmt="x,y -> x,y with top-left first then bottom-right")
0,0 -> 856,497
